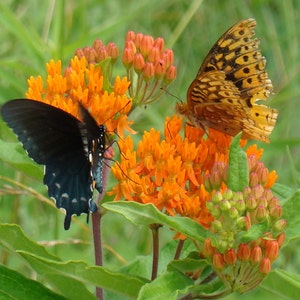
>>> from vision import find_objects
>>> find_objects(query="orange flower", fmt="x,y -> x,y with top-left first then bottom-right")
26,55 -> 133,138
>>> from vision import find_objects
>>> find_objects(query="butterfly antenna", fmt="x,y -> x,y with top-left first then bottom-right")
160,87 -> 182,103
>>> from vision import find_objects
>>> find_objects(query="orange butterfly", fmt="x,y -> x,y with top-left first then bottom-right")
176,18 -> 278,143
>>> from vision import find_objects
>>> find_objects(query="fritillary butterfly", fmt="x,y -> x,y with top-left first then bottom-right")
176,18 -> 278,142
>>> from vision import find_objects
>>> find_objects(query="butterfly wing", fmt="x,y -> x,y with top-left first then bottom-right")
178,18 -> 278,142
197,18 -> 272,100
1,99 -> 96,229
185,70 -> 278,142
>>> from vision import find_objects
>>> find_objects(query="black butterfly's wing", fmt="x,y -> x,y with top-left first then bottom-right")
1,99 -> 97,229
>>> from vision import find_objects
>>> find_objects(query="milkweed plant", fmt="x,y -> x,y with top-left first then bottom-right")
0,29 -> 298,300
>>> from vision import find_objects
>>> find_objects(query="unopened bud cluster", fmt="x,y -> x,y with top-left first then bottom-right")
200,155 -> 286,293
122,31 -> 177,106
74,39 -> 119,85
75,39 -> 119,65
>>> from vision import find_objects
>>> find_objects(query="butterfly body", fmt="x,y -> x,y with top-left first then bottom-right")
89,126 -> 106,194
1,99 -> 107,229
176,18 -> 278,142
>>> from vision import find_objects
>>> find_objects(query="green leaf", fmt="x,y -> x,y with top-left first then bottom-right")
282,189 -> 300,242
0,264 -> 67,300
0,2 -> 48,69
0,140 -> 43,179
18,251 -> 148,299
138,268 -> 193,300
0,224 -> 59,261
260,269 -> 300,299
102,201 -> 208,241
239,221 -> 269,243
227,134 -> 249,191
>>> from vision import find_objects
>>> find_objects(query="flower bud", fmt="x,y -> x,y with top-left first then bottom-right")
140,35 -> 154,56
236,216 -> 247,230
126,30 -> 136,42
212,191 -> 223,204
211,220 -> 222,232
161,49 -> 174,67
154,59 -> 166,78
250,245 -> 262,264
92,39 -> 103,51
212,253 -> 225,270
142,62 -> 155,81
224,248 -> 237,265
276,232 -> 285,247
229,207 -> 239,219
135,33 -> 144,48
253,184 -> 264,199
148,46 -> 161,63
236,199 -> 246,212
237,243 -> 251,261
122,48 -> 134,67
259,257 -> 271,275
106,42 -> 119,61
133,53 -> 145,73
249,172 -> 259,186
202,238 -> 216,258
223,189 -> 233,200
154,37 -> 164,52
269,205 -> 283,219
245,195 -> 257,210
165,65 -> 177,83
220,199 -> 231,211
255,205 -> 267,222
265,240 -> 279,262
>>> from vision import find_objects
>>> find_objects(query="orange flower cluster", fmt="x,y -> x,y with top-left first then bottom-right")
111,115 -> 233,227
26,50 -> 133,137
109,112 -> 285,291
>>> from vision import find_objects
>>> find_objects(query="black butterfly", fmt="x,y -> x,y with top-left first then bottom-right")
1,99 -> 108,230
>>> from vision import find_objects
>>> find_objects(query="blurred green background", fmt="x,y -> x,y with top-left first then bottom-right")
0,1 -> 299,299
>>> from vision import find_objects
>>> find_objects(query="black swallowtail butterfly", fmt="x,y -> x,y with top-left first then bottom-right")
1,99 -> 108,230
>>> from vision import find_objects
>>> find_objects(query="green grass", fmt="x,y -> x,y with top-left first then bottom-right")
0,0 -> 299,299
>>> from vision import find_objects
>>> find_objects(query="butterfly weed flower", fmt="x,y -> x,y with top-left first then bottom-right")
122,31 -> 177,108
109,114 -> 285,295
